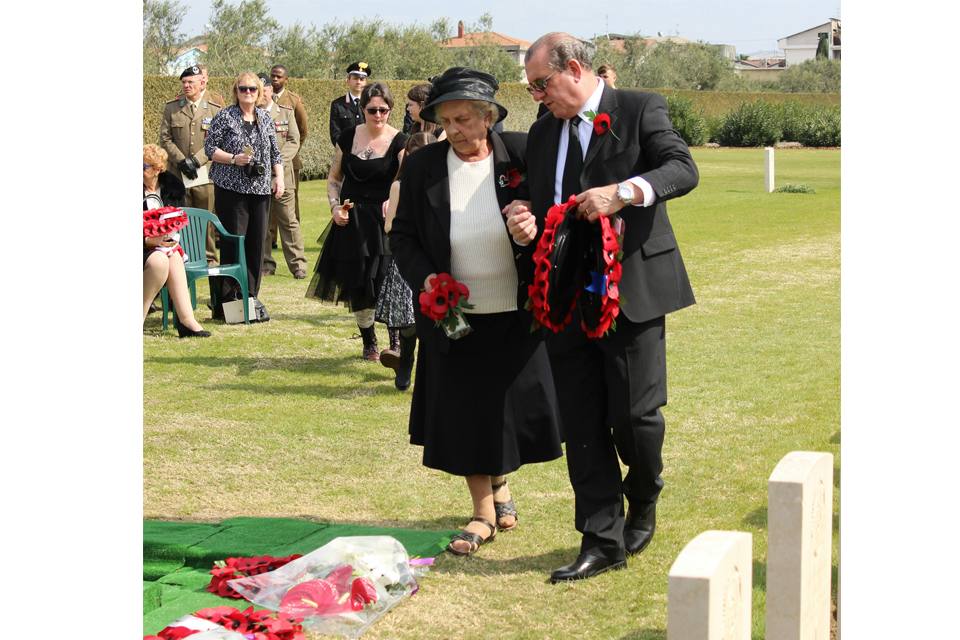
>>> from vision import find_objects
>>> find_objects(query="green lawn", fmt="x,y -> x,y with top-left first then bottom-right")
143,148 -> 840,640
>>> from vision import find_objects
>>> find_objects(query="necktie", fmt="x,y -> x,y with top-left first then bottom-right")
190,103 -> 196,116
561,115 -> 583,201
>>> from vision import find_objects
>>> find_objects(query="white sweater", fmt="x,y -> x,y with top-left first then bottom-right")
447,148 -> 517,313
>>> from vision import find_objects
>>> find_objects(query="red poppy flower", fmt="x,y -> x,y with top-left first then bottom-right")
593,113 -> 611,136
506,169 -> 522,188
424,290 -> 449,320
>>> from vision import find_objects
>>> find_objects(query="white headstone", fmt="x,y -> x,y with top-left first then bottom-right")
765,147 -> 775,193
668,530 -> 753,640
766,451 -> 834,640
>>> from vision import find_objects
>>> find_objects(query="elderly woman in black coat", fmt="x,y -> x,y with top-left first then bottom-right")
390,68 -> 562,556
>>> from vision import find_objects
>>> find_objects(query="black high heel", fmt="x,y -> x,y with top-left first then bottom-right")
174,316 -> 212,338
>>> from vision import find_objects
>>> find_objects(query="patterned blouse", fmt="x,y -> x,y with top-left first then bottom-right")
205,104 -> 283,195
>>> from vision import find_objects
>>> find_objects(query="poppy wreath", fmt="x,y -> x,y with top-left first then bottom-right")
527,196 -> 580,332
207,555 -> 303,599
418,272 -> 475,332
144,605 -> 306,640
527,196 -> 624,337
143,206 -> 189,237
578,213 -> 623,338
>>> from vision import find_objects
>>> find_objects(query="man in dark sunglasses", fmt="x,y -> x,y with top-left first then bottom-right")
329,61 -> 371,148
518,32 -> 699,584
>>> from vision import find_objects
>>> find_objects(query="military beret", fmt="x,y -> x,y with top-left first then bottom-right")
257,73 -> 271,88
347,61 -> 371,78
180,66 -> 202,80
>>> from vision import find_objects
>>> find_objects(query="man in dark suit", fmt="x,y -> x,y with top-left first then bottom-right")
329,62 -> 369,148
512,32 -> 699,582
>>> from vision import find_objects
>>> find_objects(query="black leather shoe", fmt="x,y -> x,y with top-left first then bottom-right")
624,506 -> 656,556
549,553 -> 626,583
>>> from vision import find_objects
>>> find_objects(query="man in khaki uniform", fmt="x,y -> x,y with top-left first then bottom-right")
259,75 -> 308,279
159,66 -> 224,266
270,65 -> 308,228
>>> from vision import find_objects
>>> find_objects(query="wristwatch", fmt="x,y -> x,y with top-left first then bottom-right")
616,181 -> 634,206
230,155 -> 236,165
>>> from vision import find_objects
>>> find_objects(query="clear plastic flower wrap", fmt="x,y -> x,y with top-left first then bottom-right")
226,536 -> 421,638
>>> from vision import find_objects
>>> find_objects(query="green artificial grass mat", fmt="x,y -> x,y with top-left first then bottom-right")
144,517 -> 459,636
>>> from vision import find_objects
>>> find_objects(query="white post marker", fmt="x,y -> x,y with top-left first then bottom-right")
766,451 -> 834,640
765,147 -> 775,193
668,530 -> 753,640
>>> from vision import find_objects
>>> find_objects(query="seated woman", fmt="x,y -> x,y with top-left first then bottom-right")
390,68 -> 562,555
143,144 -> 211,338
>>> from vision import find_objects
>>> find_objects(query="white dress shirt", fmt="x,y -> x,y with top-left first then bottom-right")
553,78 -> 656,208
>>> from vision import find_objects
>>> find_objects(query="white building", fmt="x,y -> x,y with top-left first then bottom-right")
777,19 -> 841,67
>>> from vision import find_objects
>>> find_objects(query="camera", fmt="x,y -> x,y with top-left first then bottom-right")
243,160 -> 265,178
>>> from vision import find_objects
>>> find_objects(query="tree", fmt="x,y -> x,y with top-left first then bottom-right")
590,33 -> 648,89
143,0 -> 187,75
637,40 -> 737,91
775,58 -> 840,93
393,22 -> 454,81
816,32 -> 830,60
268,22 -> 333,79
201,0 -> 278,77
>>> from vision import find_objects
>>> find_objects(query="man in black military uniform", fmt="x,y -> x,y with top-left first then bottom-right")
328,62 -> 370,148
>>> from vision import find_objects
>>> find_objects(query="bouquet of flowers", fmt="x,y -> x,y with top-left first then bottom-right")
224,536 -> 421,638
418,272 -> 475,340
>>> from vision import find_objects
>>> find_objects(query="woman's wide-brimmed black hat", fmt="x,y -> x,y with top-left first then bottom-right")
419,67 -> 508,125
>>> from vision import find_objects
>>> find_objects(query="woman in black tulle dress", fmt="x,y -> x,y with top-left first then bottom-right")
306,81 -> 408,360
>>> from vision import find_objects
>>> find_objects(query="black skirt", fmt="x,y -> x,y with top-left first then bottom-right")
409,312 -> 563,477
306,203 -> 389,311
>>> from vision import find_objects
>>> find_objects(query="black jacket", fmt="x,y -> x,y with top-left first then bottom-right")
329,94 -> 364,147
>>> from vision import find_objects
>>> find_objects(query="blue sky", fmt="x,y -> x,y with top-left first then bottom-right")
179,0 -> 841,56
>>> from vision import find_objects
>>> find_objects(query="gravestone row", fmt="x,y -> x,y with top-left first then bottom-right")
667,451 -> 835,640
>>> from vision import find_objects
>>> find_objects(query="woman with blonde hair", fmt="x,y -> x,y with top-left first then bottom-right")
204,72 -> 284,322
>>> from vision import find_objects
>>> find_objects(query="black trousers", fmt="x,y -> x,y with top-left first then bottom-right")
547,311 -> 668,561
214,185 -> 271,298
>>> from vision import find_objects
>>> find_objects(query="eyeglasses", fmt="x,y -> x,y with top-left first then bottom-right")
365,107 -> 390,115
526,70 -> 558,95
143,162 -> 152,170
237,86 -> 258,93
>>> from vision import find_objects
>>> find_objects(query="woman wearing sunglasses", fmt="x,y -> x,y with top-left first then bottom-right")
308,81 -> 408,360
204,72 -> 284,322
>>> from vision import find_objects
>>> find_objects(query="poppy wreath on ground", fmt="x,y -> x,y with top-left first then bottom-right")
143,206 -> 189,237
527,196 -> 624,337
207,555 -> 303,599
144,605 -> 306,640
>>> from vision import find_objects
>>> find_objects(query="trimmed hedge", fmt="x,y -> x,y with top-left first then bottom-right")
144,76 -> 841,176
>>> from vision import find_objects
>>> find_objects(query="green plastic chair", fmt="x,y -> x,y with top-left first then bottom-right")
160,207 -> 249,327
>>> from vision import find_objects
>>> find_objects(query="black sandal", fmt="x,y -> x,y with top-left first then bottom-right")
492,479 -> 518,532
446,517 -> 497,556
